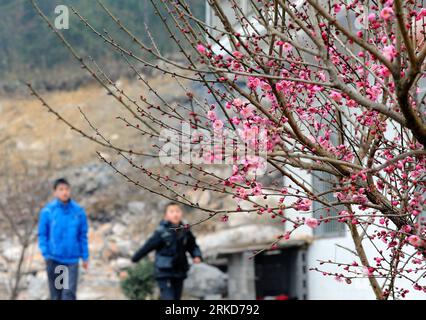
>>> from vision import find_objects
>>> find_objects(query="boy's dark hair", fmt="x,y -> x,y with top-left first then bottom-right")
164,202 -> 181,213
53,178 -> 70,190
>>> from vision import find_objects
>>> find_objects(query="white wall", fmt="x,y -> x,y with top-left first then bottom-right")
306,231 -> 425,300
306,234 -> 376,299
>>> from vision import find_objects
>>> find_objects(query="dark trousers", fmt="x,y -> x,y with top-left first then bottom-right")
157,278 -> 184,300
46,260 -> 79,300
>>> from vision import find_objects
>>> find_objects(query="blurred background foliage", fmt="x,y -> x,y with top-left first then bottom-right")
0,0 -> 205,89
120,260 -> 156,300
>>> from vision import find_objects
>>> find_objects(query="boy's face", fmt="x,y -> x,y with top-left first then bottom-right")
54,184 -> 71,203
164,205 -> 183,225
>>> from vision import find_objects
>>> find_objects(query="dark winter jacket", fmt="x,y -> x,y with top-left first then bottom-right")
131,220 -> 202,279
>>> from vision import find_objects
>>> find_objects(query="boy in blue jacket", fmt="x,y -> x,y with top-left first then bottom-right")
132,202 -> 202,300
38,178 -> 89,300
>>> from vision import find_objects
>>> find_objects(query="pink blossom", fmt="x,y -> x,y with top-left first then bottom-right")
240,105 -> 254,118
232,98 -> 244,107
207,110 -> 217,121
241,155 -> 267,175
197,44 -> 207,55
413,283 -> 423,291
363,266 -> 375,277
281,42 -> 292,52
407,235 -> 423,247
383,45 -> 397,61
334,4 -> 342,14
401,225 -> 412,233
213,119 -> 224,131
412,210 -> 421,217
251,183 -> 263,196
261,82 -> 271,92
233,51 -> 244,59
236,187 -> 248,200
228,174 -> 243,184
295,198 -> 312,212
378,66 -> 391,77
330,91 -> 343,102
352,193 -> 368,205
230,117 -> 240,125
338,210 -> 351,222
305,217 -> 319,229
318,71 -> 327,81
238,126 -> 259,143
347,99 -> 357,108
380,7 -> 394,21
276,80 -> 292,92
368,13 -> 376,22
416,8 -> 426,21
247,77 -> 261,90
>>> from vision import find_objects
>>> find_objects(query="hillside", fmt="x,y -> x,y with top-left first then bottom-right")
0,0 -> 205,93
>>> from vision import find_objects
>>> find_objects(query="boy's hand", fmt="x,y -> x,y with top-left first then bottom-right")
82,261 -> 89,270
193,257 -> 202,264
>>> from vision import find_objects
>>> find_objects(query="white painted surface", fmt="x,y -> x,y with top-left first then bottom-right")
305,231 -> 425,300
306,234 -> 376,300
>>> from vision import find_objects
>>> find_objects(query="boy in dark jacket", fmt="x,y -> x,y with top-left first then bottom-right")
131,202 -> 202,300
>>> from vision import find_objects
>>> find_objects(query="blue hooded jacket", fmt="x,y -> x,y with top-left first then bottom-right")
38,199 -> 89,264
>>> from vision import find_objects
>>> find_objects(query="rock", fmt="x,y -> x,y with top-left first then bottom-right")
65,163 -> 114,196
115,239 -> 133,257
0,280 -> 9,299
77,290 -> 106,300
188,190 -> 211,207
79,274 -> 126,300
113,258 -> 132,270
118,271 -> 128,281
25,272 -> 49,300
78,283 -> 125,300
102,241 -> 119,261
121,212 -> 135,226
97,223 -> 113,236
183,263 -> 227,299
204,294 -> 223,300
112,223 -> 127,237
88,229 -> 105,254
25,252 -> 45,273
1,243 -> 21,261
197,190 -> 211,207
128,201 -> 146,215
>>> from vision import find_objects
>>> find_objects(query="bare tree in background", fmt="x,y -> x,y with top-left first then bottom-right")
28,0 -> 426,299
0,151 -> 52,300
